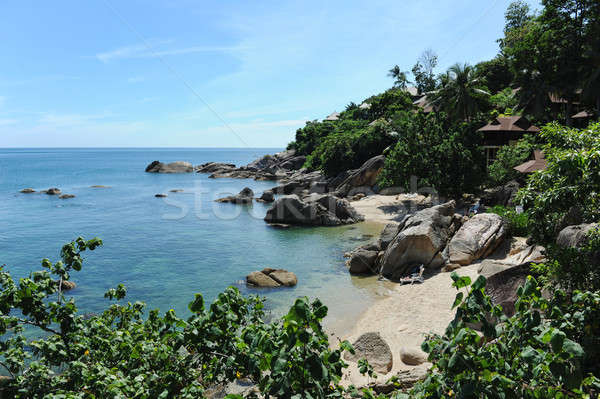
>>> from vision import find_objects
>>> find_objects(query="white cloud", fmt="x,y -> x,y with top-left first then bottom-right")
95,40 -> 243,63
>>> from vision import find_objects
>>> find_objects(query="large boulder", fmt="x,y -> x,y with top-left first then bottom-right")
485,263 -> 531,316
556,223 -> 599,248
45,187 -> 62,195
215,187 -> 254,204
480,180 -> 520,207
268,269 -> 298,287
344,332 -> 393,374
264,194 -> 363,226
378,223 -> 400,250
347,249 -> 380,274
196,162 -> 236,174
145,161 -> 194,173
447,213 -> 506,266
246,271 -> 280,288
380,201 -> 456,280
257,190 -> 275,203
336,155 -> 385,196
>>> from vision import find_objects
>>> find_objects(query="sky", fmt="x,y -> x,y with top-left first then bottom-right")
0,0 -> 540,148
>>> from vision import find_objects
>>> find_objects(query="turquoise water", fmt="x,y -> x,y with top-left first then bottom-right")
0,148 -> 382,330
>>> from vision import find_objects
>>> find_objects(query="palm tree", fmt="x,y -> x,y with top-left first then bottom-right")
431,63 -> 490,121
387,65 -> 411,89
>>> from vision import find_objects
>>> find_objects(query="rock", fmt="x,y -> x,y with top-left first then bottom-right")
196,162 -> 236,174
447,213 -> 506,266
215,187 -> 254,204
480,180 -> 520,207
20,188 -> 35,193
264,194 -> 363,226
246,271 -> 281,288
155,193 -> 168,198
145,161 -> 193,173
351,193 -> 366,201
556,223 -> 599,248
268,269 -> 298,287
59,194 -> 75,199
204,378 -> 259,399
257,190 -> 275,203
169,189 -> 184,193
90,185 -> 111,188
246,268 -> 297,288
344,332 -> 393,374
46,188 -> 62,195
280,155 -> 306,170
400,347 -> 428,366
378,223 -> 400,250
380,201 -> 456,280
485,263 -> 531,316
347,250 -> 380,274
478,260 -> 516,278
335,155 -> 386,196
554,207 -> 584,235
267,223 -> 291,229
55,280 -> 76,290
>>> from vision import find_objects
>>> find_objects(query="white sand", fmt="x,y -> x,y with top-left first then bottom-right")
351,194 -> 430,225
335,264 -> 481,386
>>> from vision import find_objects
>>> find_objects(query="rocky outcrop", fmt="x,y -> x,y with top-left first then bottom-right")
485,262 -> 531,316
347,249 -> 380,274
257,190 -> 275,203
344,332 -> 393,374
480,180 -> 520,207
196,162 -> 236,174
215,188 -> 254,204
264,194 -> 363,226
155,193 -> 168,198
556,223 -> 598,248
59,194 -> 75,199
378,223 -> 400,250
400,347 -> 428,366
335,155 -> 385,196
145,161 -> 194,173
380,201 -> 457,280
246,268 -> 297,288
447,214 -> 506,266
20,188 -> 35,193
45,188 -> 62,195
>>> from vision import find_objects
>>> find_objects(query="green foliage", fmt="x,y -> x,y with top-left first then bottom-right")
489,87 -> 519,114
378,112 -> 486,198
517,122 -> 600,243
475,56 -> 514,95
411,49 -> 438,95
306,121 -> 394,177
487,205 -> 531,237
408,273 -> 600,398
0,238 -> 353,398
487,135 -> 536,185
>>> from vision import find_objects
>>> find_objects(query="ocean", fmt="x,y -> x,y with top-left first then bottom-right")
0,148 -> 384,330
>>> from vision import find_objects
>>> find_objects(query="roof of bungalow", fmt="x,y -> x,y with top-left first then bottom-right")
572,110 -> 594,119
324,112 -> 340,121
548,91 -> 581,105
403,86 -> 420,97
477,116 -> 540,133
413,95 -> 434,113
514,149 -> 547,173
359,102 -> 371,110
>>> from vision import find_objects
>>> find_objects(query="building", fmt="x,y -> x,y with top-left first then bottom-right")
477,116 -> 540,166
514,150 -> 547,174
324,112 -> 340,121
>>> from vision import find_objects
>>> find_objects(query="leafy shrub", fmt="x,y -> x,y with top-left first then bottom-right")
408,273 -> 600,398
487,205 -> 531,237
306,121 -> 394,176
517,122 -> 600,243
377,112 -> 485,198
487,135 -> 536,186
0,237 -> 353,398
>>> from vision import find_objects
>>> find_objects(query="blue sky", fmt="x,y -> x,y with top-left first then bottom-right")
0,0 -> 539,148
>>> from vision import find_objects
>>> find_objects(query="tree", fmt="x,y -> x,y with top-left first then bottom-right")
499,0 -> 534,50
430,63 -> 490,121
411,49 -> 438,94
476,56 -> 514,95
387,65 -> 411,89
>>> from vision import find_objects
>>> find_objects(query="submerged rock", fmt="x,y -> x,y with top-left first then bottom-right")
45,188 -> 62,195
246,268 -> 297,288
20,188 -> 35,193
215,187 -> 254,204
59,194 -> 75,199
155,193 -> 168,198
344,332 -> 393,374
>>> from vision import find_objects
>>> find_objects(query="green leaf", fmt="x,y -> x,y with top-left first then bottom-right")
452,292 -> 464,309
188,293 -> 204,313
562,339 -> 584,358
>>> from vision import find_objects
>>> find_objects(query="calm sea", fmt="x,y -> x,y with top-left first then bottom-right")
0,148 -> 383,330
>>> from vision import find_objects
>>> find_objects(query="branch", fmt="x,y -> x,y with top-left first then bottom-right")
17,318 -> 60,336
0,360 -> 15,379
